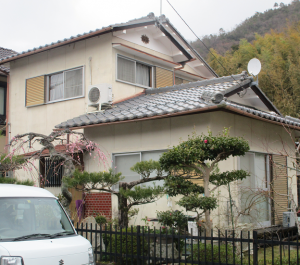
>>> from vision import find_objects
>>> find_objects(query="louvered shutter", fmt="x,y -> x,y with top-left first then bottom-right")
271,154 -> 288,225
26,76 -> 45,106
155,67 -> 174,88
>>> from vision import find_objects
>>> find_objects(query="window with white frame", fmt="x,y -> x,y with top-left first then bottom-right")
48,67 -> 83,102
113,150 -> 167,190
117,56 -> 153,88
239,152 -> 271,226
25,67 -> 84,107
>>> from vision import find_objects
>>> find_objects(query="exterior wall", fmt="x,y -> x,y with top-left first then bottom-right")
84,193 -> 112,219
8,33 -> 113,137
83,110 -> 297,228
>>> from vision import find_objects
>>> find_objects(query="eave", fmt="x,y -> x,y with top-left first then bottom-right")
53,104 -> 300,132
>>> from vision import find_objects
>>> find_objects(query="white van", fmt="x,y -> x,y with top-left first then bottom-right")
0,184 -> 95,265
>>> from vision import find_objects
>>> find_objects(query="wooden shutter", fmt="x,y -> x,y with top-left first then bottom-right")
155,67 -> 174,88
26,76 -> 45,106
271,154 -> 288,225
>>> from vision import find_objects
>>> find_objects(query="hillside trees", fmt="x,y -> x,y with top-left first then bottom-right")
191,0 -> 300,59
207,21 -> 300,117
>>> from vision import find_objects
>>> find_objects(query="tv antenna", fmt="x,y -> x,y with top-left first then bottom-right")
247,58 -> 261,85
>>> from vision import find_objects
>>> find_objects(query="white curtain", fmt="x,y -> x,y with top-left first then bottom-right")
136,62 -> 150,87
64,68 -> 83,99
0,87 -> 5,115
117,57 -> 135,83
49,73 -> 63,101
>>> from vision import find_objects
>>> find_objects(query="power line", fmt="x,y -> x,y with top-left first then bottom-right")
166,0 -> 242,84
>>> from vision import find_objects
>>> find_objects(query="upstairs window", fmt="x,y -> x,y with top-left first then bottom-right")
117,56 -> 153,88
25,66 -> 84,107
48,68 -> 83,102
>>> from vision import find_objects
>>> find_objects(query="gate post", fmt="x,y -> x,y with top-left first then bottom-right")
253,231 -> 258,265
137,225 -> 141,265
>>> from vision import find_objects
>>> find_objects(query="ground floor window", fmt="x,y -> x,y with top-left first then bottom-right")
239,152 -> 271,226
239,152 -> 288,227
112,150 -> 167,190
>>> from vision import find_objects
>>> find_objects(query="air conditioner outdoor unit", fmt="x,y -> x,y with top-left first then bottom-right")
87,84 -> 113,112
283,212 -> 295,228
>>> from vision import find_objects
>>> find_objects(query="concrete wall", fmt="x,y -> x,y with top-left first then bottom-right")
82,110 -> 297,228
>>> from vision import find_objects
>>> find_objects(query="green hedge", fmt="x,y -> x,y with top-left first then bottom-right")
104,227 -> 148,265
189,243 -> 241,264
0,177 -> 34,186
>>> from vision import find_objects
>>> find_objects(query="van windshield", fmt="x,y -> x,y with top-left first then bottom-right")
0,197 -> 75,241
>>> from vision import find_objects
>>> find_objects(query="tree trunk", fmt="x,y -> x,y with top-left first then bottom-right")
61,159 -> 74,216
118,182 -> 129,227
203,171 -> 212,234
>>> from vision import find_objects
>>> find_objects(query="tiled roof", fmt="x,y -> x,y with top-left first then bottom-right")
55,73 -> 300,130
0,47 -> 18,73
0,13 -> 161,64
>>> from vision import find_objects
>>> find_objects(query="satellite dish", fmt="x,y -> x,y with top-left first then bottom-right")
247,58 -> 261,76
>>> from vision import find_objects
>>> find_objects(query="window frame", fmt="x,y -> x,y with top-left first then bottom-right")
237,151 -> 272,227
0,81 -> 7,124
116,54 -> 155,89
112,149 -> 168,190
46,66 -> 85,104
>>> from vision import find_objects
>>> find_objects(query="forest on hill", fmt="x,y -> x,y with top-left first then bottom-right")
206,21 -> 300,118
191,0 -> 300,59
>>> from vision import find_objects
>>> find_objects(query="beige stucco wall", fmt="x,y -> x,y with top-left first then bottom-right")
8,32 -> 200,139
83,110 -> 297,228
7,31 -> 202,192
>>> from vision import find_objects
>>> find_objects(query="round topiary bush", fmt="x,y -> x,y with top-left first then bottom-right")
95,215 -> 107,226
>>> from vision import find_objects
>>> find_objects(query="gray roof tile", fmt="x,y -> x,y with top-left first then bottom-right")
55,72 -> 300,129
0,47 -> 18,73
0,13 -> 160,64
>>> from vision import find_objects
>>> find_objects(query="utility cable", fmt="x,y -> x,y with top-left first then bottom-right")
166,0 -> 242,85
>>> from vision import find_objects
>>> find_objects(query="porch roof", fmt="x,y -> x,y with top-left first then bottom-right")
54,72 -> 300,131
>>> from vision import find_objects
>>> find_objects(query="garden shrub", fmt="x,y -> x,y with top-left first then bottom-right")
189,243 -> 241,264
263,256 -> 299,265
106,227 -> 148,265
0,177 -> 34,186
157,210 -> 187,230
95,215 -> 107,226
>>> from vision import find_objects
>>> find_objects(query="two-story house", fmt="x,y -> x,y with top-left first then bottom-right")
0,47 -> 18,167
1,13 -> 299,228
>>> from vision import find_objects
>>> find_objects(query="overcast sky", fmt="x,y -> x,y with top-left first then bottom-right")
1,0 -> 293,53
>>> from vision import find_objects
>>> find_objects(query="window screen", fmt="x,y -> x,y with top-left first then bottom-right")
136,63 -> 150,87
49,73 -> 63,101
239,152 -> 270,224
64,68 -> 83,99
141,150 -> 165,187
114,154 -> 140,183
48,68 -> 83,102
113,150 -> 167,190
117,57 -> 135,83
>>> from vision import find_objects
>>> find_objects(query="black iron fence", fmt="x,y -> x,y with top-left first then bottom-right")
76,224 -> 300,265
